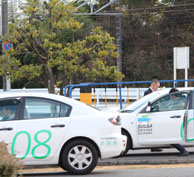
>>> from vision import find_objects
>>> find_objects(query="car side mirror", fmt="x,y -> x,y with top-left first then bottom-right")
146,102 -> 151,112
146,106 -> 151,112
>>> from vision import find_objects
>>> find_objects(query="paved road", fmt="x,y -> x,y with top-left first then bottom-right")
19,147 -> 194,177
99,147 -> 194,165
20,165 -> 194,177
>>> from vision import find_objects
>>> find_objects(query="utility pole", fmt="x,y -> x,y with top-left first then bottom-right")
115,0 -> 122,73
1,0 -> 11,91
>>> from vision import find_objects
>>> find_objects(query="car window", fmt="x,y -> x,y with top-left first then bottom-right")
60,104 -> 70,117
24,97 -> 71,119
120,92 -> 159,113
151,92 -> 189,112
0,99 -> 20,121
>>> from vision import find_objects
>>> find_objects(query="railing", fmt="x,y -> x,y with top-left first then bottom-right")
70,87 -> 148,100
64,79 -> 194,109
1,79 -> 194,110
0,87 -> 149,109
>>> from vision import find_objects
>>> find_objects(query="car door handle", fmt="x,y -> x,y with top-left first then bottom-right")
51,124 -> 65,128
0,127 -> 13,131
170,115 -> 181,118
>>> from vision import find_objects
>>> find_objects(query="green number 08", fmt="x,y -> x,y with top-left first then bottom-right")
11,130 -> 52,160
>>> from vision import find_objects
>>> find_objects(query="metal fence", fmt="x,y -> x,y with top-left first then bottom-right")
64,79 -> 194,109
1,79 -> 194,110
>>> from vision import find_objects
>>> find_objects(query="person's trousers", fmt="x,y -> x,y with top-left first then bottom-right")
171,144 -> 187,153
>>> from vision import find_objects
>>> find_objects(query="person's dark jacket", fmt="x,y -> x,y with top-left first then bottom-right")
144,88 -> 153,96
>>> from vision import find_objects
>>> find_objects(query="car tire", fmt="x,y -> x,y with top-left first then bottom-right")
60,139 -> 98,175
121,130 -> 131,156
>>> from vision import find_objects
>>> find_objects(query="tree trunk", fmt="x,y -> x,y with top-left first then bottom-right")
46,65 -> 55,94
60,86 -> 64,96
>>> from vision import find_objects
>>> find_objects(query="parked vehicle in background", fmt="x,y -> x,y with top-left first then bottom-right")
119,88 -> 194,155
0,93 -> 126,175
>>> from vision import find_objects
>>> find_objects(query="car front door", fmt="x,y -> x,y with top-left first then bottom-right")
12,97 -> 72,164
0,98 -> 22,153
137,91 -> 192,145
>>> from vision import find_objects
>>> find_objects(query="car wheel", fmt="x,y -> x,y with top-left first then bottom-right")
121,130 -> 131,156
60,140 -> 98,175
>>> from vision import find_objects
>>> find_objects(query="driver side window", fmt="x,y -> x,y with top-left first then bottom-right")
0,99 -> 20,121
151,92 -> 189,112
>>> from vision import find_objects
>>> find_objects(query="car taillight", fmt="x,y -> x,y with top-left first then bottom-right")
108,115 -> 121,125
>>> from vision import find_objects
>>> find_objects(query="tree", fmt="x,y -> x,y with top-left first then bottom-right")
1,0 -> 123,94
119,0 -> 194,84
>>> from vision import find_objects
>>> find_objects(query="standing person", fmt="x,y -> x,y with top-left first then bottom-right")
144,79 -> 160,96
145,79 -> 162,152
169,88 -> 189,156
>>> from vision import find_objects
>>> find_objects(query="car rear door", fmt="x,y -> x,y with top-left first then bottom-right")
12,97 -> 72,164
0,98 -> 22,154
137,91 -> 193,145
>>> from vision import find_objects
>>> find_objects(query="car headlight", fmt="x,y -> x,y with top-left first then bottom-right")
108,115 -> 121,125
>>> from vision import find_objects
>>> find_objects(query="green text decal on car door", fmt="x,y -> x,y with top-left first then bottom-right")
11,130 -> 52,159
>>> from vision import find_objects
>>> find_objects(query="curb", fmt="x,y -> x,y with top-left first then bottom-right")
98,152 -> 194,166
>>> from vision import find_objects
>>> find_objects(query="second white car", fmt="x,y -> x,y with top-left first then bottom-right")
119,88 -> 194,155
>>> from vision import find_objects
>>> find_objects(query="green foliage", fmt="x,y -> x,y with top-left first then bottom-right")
0,142 -> 22,177
0,53 -> 42,82
2,0 -> 194,90
1,0 -> 122,93
48,26 -> 124,84
119,0 -> 194,82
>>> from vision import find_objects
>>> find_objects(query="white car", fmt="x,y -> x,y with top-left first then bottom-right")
119,88 -> 194,155
0,93 -> 126,175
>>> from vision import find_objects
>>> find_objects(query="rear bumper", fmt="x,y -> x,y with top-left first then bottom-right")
99,134 -> 127,159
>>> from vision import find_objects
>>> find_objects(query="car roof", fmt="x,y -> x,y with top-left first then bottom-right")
0,92 -> 62,98
0,87 -> 193,103
153,87 -> 194,94
146,87 -> 193,101
0,92 -> 80,105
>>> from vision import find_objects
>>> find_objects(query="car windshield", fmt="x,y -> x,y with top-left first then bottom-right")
120,92 -> 158,113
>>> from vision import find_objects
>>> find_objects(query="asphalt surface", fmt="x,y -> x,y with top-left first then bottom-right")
21,167 -> 194,177
98,147 -> 194,166
18,147 -> 194,176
